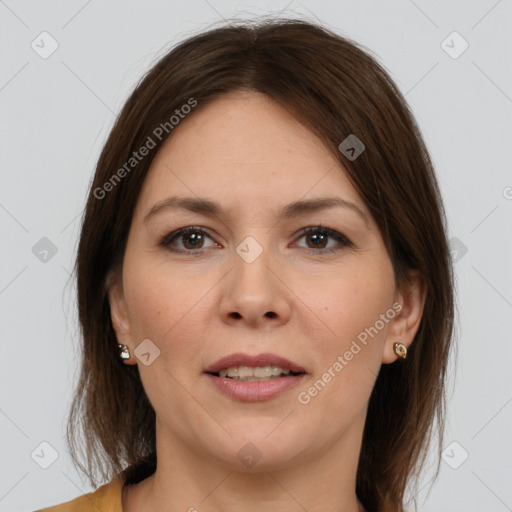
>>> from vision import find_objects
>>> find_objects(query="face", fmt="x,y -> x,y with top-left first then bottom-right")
109,91 -> 418,471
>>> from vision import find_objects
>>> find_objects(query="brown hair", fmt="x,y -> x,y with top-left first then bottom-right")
67,16 -> 456,512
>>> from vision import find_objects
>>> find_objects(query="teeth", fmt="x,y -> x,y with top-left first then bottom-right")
218,365 -> 292,380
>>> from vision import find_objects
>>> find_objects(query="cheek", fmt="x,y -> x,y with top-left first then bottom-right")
124,277 -> 171,338
309,257 -> 394,344
123,258 -> 214,360
297,273 -> 390,428
302,256 -> 395,410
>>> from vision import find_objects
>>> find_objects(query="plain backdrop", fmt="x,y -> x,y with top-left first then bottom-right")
1,1 -> 511,511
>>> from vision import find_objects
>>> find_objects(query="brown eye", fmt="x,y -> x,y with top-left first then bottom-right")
160,225 -> 351,256
180,231 -> 206,250
295,226 -> 352,253
160,227 -> 216,253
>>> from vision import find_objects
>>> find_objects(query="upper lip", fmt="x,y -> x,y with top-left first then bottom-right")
204,352 -> 307,374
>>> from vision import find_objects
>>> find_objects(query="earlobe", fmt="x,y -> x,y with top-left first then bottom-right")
382,270 -> 427,364
107,272 -> 136,365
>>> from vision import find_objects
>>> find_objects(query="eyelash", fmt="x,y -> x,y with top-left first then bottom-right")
159,225 -> 352,255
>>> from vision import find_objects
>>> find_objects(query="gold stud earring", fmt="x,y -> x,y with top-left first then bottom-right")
393,342 -> 407,359
118,344 -> 131,360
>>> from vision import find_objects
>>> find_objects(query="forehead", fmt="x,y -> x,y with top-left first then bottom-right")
133,91 -> 369,224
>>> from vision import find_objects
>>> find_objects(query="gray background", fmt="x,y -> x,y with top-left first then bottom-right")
1,1 -> 511,511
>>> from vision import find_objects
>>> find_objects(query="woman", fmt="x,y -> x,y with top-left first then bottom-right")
36,16 -> 456,512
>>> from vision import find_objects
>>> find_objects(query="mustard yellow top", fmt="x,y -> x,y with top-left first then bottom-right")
35,473 -> 125,512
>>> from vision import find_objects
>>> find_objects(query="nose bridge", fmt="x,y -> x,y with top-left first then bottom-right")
219,229 -> 290,325
232,231 -> 275,289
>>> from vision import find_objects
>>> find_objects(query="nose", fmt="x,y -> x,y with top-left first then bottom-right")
218,239 -> 291,329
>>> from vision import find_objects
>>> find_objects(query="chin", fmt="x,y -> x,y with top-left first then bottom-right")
212,435 -> 305,472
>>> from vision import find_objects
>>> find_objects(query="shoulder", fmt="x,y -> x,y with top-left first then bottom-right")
34,473 -> 125,512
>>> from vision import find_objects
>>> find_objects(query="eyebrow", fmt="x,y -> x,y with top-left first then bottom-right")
143,195 -> 370,228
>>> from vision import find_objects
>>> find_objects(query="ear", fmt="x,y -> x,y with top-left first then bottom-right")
382,269 -> 427,364
107,269 -> 136,365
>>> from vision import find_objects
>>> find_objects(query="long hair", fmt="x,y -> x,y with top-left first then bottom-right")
67,16 -> 457,511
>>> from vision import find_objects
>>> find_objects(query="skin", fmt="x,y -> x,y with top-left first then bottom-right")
109,90 -> 426,512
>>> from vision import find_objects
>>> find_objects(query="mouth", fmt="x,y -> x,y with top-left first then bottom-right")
206,366 -> 305,382
203,352 -> 307,402
203,352 -> 307,379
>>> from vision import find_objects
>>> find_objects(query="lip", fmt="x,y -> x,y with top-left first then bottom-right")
206,373 -> 307,402
203,352 -> 307,374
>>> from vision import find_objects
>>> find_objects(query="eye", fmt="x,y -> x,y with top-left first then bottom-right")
160,226 -> 218,254
160,225 -> 352,255
293,225 -> 352,253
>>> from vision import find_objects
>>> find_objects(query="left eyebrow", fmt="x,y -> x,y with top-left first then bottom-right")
143,195 -> 371,229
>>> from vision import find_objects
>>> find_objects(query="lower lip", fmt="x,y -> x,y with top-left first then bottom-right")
205,373 -> 306,402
